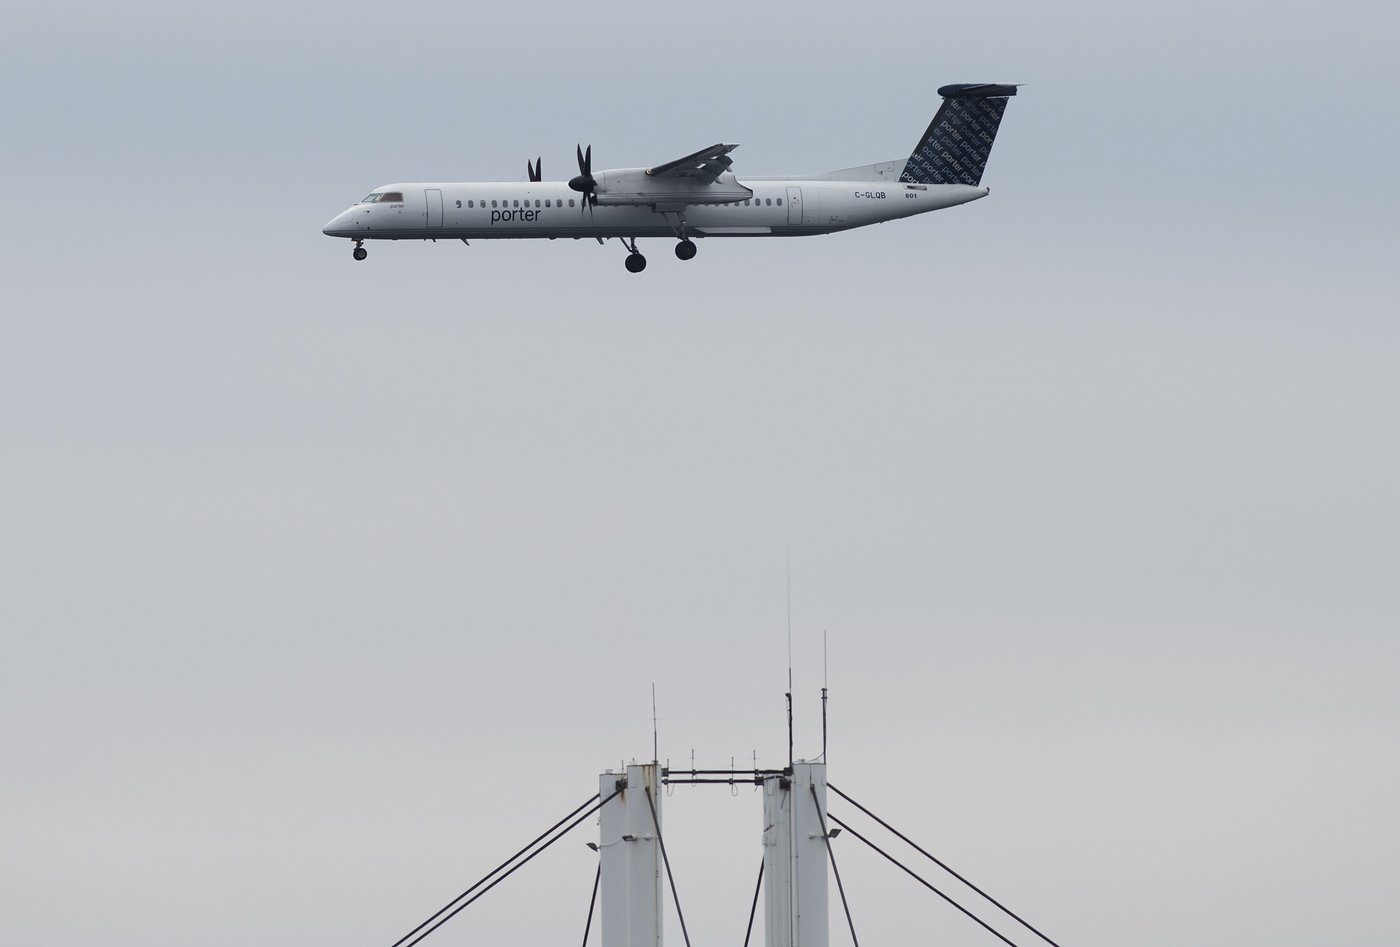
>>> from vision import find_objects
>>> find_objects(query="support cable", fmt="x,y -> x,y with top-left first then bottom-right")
828,814 -> 1019,947
827,783 -> 1064,947
741,860 -> 764,947
809,786 -> 859,947
580,864 -> 602,947
399,789 -> 621,947
390,792 -> 604,947
645,786 -> 694,947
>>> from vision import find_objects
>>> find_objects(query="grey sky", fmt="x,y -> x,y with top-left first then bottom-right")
3,1 -> 1397,946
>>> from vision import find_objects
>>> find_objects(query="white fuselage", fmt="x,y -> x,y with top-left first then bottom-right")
321,178 -> 989,242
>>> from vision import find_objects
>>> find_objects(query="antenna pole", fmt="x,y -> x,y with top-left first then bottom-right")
786,691 -> 794,769
651,684 -> 659,765
821,629 -> 829,762
786,549 -> 794,769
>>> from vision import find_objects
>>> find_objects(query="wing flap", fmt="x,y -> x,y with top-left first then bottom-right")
647,143 -> 740,183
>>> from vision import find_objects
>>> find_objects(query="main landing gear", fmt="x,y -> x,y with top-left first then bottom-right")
352,239 -> 367,261
622,237 -> 647,274
618,236 -> 697,272
664,207 -> 698,262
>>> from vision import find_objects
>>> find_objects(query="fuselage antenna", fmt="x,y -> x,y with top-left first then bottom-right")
652,683 -> 659,765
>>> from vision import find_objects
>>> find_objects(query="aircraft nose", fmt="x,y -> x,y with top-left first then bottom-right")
322,209 -> 356,237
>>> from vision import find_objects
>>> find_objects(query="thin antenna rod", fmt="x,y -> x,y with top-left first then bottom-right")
786,548 -> 793,674
786,548 -> 794,769
821,629 -> 829,762
651,684 -> 659,765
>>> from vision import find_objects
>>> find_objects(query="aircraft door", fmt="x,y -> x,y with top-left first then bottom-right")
786,186 -> 803,226
425,188 -> 443,228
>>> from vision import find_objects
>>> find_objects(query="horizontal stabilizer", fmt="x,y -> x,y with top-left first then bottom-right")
936,83 -> 1020,99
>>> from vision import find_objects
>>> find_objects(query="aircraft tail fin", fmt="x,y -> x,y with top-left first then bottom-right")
900,84 -> 1018,186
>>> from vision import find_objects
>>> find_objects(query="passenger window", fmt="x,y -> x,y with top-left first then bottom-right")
569,199 -> 575,207
534,200 -> 541,208
545,199 -> 551,207
513,200 -> 519,208
744,199 -> 750,206
455,200 -> 461,208
777,198 -> 783,206
765,198 -> 772,206
491,200 -> 498,208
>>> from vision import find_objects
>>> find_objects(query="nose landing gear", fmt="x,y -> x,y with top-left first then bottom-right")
352,239 -> 367,262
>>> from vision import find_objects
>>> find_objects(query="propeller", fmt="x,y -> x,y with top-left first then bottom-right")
527,157 -> 541,183
568,144 -> 598,214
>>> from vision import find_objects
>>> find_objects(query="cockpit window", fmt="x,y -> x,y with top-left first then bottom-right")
359,191 -> 405,204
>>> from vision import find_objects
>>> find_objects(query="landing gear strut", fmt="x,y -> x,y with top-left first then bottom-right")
622,237 -> 646,274
352,239 -> 367,262
664,208 -> 698,261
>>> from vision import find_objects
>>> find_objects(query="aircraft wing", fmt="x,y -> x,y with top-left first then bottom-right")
646,143 -> 740,184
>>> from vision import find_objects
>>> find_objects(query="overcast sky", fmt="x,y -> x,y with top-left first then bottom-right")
3,2 -> 1397,946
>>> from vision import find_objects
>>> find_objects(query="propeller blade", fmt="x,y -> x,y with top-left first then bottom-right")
569,143 -> 599,212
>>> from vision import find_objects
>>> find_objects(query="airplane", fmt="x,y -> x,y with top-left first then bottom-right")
322,83 -> 1017,273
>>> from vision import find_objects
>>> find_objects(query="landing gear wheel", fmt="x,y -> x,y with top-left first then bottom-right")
352,244 -> 367,261
624,252 -> 647,274
675,240 -> 697,261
